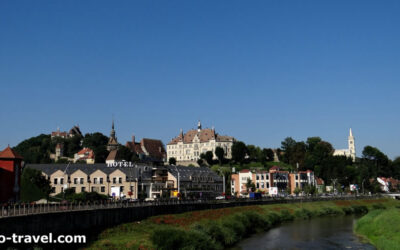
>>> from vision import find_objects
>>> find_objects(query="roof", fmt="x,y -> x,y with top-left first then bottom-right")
51,131 -> 67,137
77,147 -> 93,155
69,126 -> 82,137
240,169 -> 251,173
315,177 -> 325,185
0,146 -> 23,159
26,163 -> 154,180
106,150 -> 119,161
141,138 -> 166,160
269,166 -> 280,171
168,128 -> 235,145
166,165 -> 222,182
126,141 -> 145,154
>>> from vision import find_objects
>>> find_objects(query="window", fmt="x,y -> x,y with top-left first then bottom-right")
295,175 -> 298,180
267,183 -> 270,188
256,183 -> 259,188
80,178 -> 84,184
60,178 -> 64,184
120,186 -> 124,192
54,178 -> 58,185
81,187 -> 86,192
74,178 -> 78,184
261,175 -> 264,180
100,177 -> 103,184
119,177 -> 122,184
261,183 -> 264,188
94,178 -> 98,184
101,186 -> 105,192
51,187 -> 55,193
256,175 -> 259,180
113,177 -> 116,184
71,187 -> 76,193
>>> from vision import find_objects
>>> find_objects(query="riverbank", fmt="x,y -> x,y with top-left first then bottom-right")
87,198 -> 398,249
355,206 -> 400,250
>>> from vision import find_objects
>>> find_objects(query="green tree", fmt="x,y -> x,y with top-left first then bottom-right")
232,141 -> 247,164
117,145 -> 133,161
215,146 -> 225,165
82,132 -> 109,149
14,134 -> 53,164
293,187 -> 301,196
20,167 -> 52,202
197,159 -> 204,166
262,148 -> 275,162
205,151 -> 214,165
245,179 -> 256,193
169,157 -> 177,165
94,145 -> 109,163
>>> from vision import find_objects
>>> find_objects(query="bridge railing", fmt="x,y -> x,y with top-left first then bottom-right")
0,194 -> 380,218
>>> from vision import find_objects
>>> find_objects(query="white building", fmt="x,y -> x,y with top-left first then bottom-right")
333,128 -> 356,162
167,121 -> 235,165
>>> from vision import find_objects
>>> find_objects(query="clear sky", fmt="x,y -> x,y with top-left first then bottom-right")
1,1 -> 399,159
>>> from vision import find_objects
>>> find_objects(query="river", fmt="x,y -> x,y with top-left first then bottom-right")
234,216 -> 374,250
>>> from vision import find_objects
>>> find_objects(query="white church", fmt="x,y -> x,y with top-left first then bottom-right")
333,128 -> 356,162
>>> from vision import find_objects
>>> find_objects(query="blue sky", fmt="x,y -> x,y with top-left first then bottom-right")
1,1 -> 399,159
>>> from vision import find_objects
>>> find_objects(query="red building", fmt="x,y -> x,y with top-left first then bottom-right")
0,146 -> 23,203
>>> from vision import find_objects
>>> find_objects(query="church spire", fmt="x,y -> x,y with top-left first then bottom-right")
349,128 -> 353,137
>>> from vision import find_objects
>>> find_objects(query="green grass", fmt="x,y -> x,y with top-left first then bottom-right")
86,198 -> 399,249
355,207 -> 400,250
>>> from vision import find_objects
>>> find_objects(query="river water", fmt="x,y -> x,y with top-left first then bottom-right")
235,216 -> 374,250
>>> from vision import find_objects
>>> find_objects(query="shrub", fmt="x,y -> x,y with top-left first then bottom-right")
151,227 -> 188,250
317,207 -> 343,216
221,218 -> 246,239
279,209 -> 294,221
342,207 -> 354,215
372,203 -> 386,210
294,208 -> 313,219
351,205 -> 368,214
243,211 -> 271,231
265,212 -> 282,226
151,227 -> 218,250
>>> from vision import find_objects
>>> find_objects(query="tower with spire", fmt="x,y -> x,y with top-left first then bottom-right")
348,128 -> 356,161
107,119 -> 119,151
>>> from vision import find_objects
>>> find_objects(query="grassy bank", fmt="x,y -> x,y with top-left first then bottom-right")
355,206 -> 400,250
87,198 -> 398,249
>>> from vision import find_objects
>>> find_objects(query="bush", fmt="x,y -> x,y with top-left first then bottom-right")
220,219 -> 245,240
151,227 -> 218,250
294,208 -> 313,219
265,212 -> 282,226
279,209 -> 294,221
243,211 -> 271,231
317,207 -> 343,216
342,207 -> 354,215
351,205 -> 368,214
372,203 -> 386,210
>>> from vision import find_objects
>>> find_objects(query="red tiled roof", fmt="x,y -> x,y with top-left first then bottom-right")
316,177 -> 325,185
0,146 -> 23,159
77,147 -> 93,155
141,138 -> 166,160
240,169 -> 250,173
269,166 -> 280,171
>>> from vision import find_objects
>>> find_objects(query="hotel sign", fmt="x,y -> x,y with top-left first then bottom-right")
107,161 -> 136,168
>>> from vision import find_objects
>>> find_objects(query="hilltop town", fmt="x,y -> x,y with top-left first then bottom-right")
1,121 -> 399,203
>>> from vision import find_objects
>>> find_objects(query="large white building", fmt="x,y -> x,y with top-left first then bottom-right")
333,128 -> 356,162
167,121 -> 235,165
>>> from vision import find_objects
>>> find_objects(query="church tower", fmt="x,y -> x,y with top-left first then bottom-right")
348,128 -> 356,162
107,119 -> 119,151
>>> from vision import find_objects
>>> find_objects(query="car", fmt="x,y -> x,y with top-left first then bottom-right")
215,196 -> 225,200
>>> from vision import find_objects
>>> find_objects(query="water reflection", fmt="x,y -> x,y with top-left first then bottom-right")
236,216 -> 374,250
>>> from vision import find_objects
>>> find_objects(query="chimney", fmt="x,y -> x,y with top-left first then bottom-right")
132,134 -> 135,143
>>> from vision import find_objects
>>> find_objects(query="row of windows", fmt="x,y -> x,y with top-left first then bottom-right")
53,176 -> 126,185
168,142 -> 231,150
256,182 -> 270,189
52,185 -> 135,194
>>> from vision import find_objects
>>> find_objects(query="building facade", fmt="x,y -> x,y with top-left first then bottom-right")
167,121 -> 235,165
231,166 -> 316,196
333,128 -> 356,162
27,163 -> 223,200
0,146 -> 23,202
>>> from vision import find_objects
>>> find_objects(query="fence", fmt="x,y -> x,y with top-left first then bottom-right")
0,194 -> 380,218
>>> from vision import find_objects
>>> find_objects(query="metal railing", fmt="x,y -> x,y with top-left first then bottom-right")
0,194 -> 380,218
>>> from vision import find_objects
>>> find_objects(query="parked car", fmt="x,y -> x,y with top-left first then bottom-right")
215,196 -> 225,200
